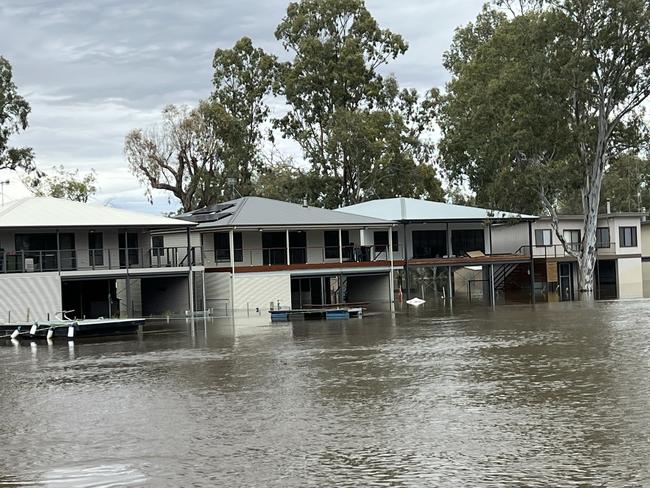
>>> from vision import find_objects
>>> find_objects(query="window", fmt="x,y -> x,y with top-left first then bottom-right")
324,230 -> 349,259
289,231 -> 307,264
595,227 -> 610,249
563,229 -> 581,251
15,233 -> 76,271
412,230 -> 447,259
373,231 -> 399,253
535,229 -> 552,247
214,232 -> 243,262
619,226 -> 637,247
151,236 -> 164,257
452,229 -> 485,256
88,232 -> 104,267
119,233 -> 139,267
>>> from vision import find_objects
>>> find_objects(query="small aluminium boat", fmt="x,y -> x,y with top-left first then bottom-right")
8,317 -> 144,340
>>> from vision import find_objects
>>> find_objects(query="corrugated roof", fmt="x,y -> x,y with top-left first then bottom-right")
0,197 -> 194,228
338,197 -> 537,222
179,196 -> 394,229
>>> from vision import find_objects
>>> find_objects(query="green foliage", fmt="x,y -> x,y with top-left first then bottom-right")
0,56 -> 34,173
24,165 -> 97,202
274,0 -> 442,207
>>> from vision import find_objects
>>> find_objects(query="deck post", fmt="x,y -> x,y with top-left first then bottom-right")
528,221 -> 536,305
286,229 -> 291,265
446,222 -> 452,257
187,226 -> 194,317
338,228 -> 343,264
202,270 -> 207,313
229,228 -> 235,315
56,229 -> 61,272
490,264 -> 496,307
403,222 -> 410,299
125,274 -> 132,317
388,226 -> 395,310
447,265 -> 453,300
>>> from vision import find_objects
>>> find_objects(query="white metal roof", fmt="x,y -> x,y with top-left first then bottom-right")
338,197 -> 537,222
179,196 -> 394,229
0,197 -> 195,229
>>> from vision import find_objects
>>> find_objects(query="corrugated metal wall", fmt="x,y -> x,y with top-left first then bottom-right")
234,273 -> 291,312
0,273 -> 61,322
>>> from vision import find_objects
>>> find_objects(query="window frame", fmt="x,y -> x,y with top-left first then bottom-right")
619,226 -> 638,248
373,230 -> 399,252
534,229 -> 553,247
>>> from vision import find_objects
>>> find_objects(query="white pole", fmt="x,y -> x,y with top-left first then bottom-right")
388,226 -> 395,311
229,229 -> 235,315
286,229 -> 291,265
338,228 -> 343,264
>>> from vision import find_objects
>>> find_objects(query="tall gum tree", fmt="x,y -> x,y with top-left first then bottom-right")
440,0 -> 650,297
274,0 -> 442,208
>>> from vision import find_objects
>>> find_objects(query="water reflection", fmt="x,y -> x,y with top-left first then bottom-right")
1,301 -> 650,486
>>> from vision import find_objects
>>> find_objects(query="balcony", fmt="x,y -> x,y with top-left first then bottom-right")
0,247 -> 202,274
522,242 -> 618,259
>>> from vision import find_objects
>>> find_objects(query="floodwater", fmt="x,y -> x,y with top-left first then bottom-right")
1,301 -> 650,487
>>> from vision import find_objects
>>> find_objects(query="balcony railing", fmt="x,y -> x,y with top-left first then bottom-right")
208,244 -> 394,268
516,242 -> 618,259
0,246 -> 202,273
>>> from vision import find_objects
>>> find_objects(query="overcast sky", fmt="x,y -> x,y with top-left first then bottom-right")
0,0 -> 484,213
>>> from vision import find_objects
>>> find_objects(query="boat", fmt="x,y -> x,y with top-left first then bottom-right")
6,317 -> 144,340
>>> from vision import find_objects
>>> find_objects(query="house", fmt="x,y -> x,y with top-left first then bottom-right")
0,197 -> 200,322
338,197 -> 538,305
160,196 -> 398,314
491,212 -> 645,301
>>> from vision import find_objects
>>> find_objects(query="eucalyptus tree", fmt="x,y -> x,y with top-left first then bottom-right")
440,0 -> 650,296
126,38 -> 277,212
274,0 -> 442,207
0,56 -> 35,173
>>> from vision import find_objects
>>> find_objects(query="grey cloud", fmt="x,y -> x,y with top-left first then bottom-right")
0,0 -> 484,214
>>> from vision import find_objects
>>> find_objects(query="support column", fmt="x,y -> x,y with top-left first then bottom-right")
490,264 -> 496,307
488,223 -> 493,255
338,228 -> 343,264
446,222 -> 452,257
447,265 -> 453,299
403,222 -> 410,300
125,275 -> 132,318
202,270 -> 207,314
528,221 -> 536,305
229,229 -> 235,315
186,226 -> 194,316
56,229 -> 61,273
388,226 -> 395,310
286,229 -> 291,265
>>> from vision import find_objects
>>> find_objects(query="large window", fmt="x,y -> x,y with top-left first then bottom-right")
119,233 -> 139,267
214,232 -> 243,262
619,226 -> 637,247
289,231 -> 307,264
15,233 -> 76,271
412,230 -> 447,259
596,227 -> 610,249
324,230 -> 349,259
452,229 -> 484,256
373,231 -> 399,253
563,229 -> 581,251
535,229 -> 552,247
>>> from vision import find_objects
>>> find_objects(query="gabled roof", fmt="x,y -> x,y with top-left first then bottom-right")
0,197 -> 194,229
338,197 -> 537,222
178,196 -> 393,229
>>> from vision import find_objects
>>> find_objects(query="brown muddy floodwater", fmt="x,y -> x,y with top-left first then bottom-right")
1,300 -> 650,487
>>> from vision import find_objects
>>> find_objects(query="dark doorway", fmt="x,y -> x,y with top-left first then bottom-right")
595,260 -> 617,300
289,231 -> 307,264
62,279 -> 118,319
558,262 -> 574,301
451,229 -> 485,256
262,232 -> 287,265
291,277 -> 324,308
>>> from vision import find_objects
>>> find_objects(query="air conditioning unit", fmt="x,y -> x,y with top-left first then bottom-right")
24,258 -> 35,272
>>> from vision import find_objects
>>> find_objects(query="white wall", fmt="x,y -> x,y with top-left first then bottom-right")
0,272 -> 61,322
234,273 -> 292,312
618,257 -> 643,298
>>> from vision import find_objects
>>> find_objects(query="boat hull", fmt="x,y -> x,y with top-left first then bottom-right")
10,319 -> 144,340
